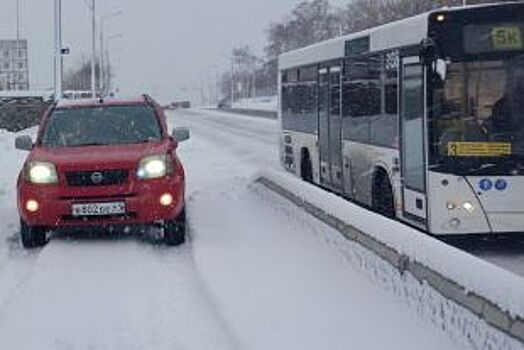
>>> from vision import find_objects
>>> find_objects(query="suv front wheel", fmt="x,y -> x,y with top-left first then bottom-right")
20,220 -> 48,249
163,207 -> 187,246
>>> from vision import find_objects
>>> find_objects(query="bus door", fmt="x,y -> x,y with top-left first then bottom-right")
329,66 -> 343,190
318,66 -> 343,190
318,68 -> 330,186
400,57 -> 427,222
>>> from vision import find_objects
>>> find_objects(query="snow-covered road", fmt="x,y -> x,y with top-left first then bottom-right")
0,109 -> 468,349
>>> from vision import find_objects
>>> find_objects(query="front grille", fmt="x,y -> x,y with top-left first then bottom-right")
65,170 -> 129,187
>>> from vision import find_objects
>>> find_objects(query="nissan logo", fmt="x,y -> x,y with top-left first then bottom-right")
91,172 -> 104,184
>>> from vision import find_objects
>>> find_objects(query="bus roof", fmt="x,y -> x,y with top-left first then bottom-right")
278,2 -> 520,70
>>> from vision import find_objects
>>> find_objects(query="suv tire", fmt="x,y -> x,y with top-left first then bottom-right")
20,220 -> 48,249
163,207 -> 187,246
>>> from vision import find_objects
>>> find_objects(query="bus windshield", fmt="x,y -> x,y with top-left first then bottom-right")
431,55 -> 524,175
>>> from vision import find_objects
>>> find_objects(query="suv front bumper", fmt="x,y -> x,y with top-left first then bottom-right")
18,174 -> 185,228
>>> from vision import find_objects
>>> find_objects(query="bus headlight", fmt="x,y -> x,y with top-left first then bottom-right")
137,155 -> 170,179
463,202 -> 475,213
26,162 -> 58,184
446,201 -> 457,210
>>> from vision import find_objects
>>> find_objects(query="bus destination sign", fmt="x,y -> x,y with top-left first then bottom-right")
492,26 -> 522,50
464,24 -> 524,54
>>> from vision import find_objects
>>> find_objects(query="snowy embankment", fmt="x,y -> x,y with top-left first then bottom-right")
257,170 -> 524,348
0,111 -> 466,350
0,129 -> 31,260
232,96 -> 277,112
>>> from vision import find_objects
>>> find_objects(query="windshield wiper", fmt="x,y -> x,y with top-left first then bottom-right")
68,142 -> 107,147
466,157 -> 524,175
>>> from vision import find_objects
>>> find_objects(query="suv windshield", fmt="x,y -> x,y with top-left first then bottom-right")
431,55 -> 524,175
41,105 -> 162,147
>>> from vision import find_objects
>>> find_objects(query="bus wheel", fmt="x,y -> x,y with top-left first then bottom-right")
300,149 -> 313,183
373,172 -> 395,218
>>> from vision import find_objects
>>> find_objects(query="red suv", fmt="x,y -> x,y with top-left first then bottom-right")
15,95 -> 190,248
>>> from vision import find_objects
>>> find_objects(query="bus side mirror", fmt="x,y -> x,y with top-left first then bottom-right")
420,38 -> 438,65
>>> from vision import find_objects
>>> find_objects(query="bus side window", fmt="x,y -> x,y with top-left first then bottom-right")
375,51 -> 400,148
344,55 -> 381,144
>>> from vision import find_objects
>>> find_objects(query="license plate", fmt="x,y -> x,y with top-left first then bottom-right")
72,202 -> 126,217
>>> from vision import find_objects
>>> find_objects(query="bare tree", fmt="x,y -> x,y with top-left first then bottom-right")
219,0 -> 516,101
63,56 -> 113,93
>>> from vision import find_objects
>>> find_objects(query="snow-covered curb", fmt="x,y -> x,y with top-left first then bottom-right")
232,96 -> 277,112
255,170 -> 524,346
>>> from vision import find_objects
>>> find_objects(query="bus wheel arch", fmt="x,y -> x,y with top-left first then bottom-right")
372,167 -> 396,218
300,148 -> 313,183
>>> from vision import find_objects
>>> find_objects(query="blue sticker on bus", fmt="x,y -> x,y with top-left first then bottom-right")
479,179 -> 493,191
495,179 -> 508,191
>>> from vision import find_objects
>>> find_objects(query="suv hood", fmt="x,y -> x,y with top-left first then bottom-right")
28,141 -> 171,170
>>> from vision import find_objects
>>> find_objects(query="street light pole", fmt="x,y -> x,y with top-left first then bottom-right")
54,0 -> 62,99
104,33 -> 122,95
91,0 -> 96,98
230,57 -> 235,106
99,11 -> 122,95
16,0 -> 20,42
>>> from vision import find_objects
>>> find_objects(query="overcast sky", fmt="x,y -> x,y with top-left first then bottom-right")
0,0 -> 312,103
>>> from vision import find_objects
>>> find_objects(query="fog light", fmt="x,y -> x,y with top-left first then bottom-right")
26,200 -> 39,213
463,202 -> 475,213
160,193 -> 173,206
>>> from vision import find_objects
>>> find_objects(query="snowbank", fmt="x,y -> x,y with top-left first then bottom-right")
0,128 -> 37,248
0,91 -> 53,99
256,169 -> 524,345
232,96 -> 277,112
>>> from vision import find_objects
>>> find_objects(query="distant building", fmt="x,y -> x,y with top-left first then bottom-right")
0,40 -> 29,91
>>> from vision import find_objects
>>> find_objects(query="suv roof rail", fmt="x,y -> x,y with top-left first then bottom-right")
142,94 -> 154,105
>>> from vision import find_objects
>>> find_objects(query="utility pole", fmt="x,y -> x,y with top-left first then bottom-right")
15,0 -> 20,91
99,21 -> 104,94
105,33 -> 122,95
16,0 -> 20,42
230,57 -> 234,106
54,0 -> 62,99
99,11 -> 122,95
91,0 -> 96,98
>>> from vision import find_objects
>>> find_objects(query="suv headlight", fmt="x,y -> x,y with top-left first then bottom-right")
137,155 -> 171,179
25,162 -> 58,184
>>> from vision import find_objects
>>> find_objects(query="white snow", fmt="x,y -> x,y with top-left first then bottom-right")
256,169 -> 524,320
232,96 -> 277,112
0,108 -> 474,349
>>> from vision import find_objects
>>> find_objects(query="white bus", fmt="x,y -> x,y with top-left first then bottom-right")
278,2 -> 524,236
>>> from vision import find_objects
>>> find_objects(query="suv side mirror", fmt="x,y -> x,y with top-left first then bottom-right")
15,135 -> 33,151
172,127 -> 190,143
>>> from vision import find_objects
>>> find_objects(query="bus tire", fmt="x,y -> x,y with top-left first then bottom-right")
372,170 -> 395,219
300,149 -> 313,183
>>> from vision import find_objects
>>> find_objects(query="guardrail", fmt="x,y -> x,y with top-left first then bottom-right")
256,170 -> 524,349
0,93 -> 53,132
215,108 -> 277,120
